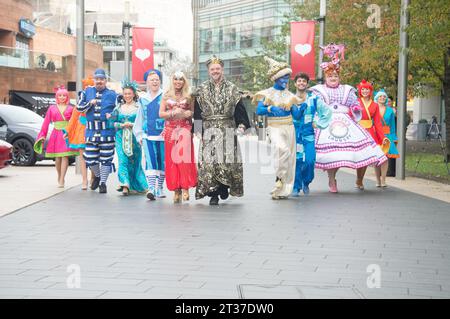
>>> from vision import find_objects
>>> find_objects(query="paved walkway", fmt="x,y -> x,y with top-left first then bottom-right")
0,139 -> 449,299
0,162 -> 82,217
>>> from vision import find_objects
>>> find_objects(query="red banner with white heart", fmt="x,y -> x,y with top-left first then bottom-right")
132,27 -> 154,83
290,21 -> 316,80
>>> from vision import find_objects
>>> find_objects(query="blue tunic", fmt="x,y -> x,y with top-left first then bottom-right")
293,92 -> 332,192
77,86 -> 117,142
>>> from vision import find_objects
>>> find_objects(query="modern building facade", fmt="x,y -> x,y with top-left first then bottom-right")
192,0 -> 291,85
0,0 -> 103,114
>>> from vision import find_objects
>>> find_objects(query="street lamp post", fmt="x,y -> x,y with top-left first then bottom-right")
317,0 -> 326,82
76,0 -> 85,93
396,0 -> 410,180
76,0 -> 85,175
124,1 -> 131,80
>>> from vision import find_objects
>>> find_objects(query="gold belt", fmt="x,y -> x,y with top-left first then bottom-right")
267,116 -> 293,127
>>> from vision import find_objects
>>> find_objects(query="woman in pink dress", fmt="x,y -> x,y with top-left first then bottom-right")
34,86 -> 78,187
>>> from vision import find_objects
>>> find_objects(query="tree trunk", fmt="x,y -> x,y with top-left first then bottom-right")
445,46 -> 450,162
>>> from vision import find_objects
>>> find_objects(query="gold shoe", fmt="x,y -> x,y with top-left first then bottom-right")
270,179 -> 283,194
182,189 -> 189,201
174,190 -> 182,204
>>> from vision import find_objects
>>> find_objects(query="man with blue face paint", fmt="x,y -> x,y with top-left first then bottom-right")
254,57 -> 302,200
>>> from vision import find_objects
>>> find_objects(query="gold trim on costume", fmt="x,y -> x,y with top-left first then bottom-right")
252,88 -> 301,111
267,116 -> 293,127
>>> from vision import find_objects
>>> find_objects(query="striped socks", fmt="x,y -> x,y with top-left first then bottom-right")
157,173 -> 165,191
100,165 -> 111,184
146,174 -> 157,191
90,164 -> 100,178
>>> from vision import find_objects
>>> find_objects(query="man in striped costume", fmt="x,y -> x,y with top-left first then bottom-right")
77,69 -> 117,194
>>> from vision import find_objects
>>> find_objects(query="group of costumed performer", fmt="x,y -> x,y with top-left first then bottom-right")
310,43 -> 388,193
34,86 -> 78,188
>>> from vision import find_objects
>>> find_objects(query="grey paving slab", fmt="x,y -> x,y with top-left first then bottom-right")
0,140 -> 449,298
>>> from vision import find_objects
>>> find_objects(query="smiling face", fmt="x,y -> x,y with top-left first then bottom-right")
361,87 -> 372,98
56,93 -> 68,104
208,63 -> 224,83
325,72 -> 340,88
146,73 -> 161,93
275,74 -> 290,89
94,77 -> 107,91
123,88 -> 135,104
173,78 -> 185,91
378,94 -> 387,105
295,77 -> 308,91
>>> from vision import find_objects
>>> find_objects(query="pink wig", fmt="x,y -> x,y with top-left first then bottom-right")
54,85 -> 69,104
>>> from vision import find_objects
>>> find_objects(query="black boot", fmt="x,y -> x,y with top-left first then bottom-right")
209,195 -> 219,206
99,183 -> 107,194
91,176 -> 100,190
219,184 -> 229,200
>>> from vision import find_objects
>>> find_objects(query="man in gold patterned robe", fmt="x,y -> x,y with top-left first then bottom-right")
194,56 -> 250,206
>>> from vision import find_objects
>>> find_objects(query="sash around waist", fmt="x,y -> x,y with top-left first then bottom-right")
267,116 -> 293,127
203,115 -> 233,122
53,121 -> 68,130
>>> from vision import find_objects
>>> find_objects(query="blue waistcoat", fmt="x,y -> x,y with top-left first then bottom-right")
139,95 -> 164,137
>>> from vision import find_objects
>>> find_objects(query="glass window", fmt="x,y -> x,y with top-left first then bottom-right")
240,24 -> 253,49
223,27 -> 236,51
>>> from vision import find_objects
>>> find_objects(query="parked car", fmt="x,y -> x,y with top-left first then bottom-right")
0,104 -> 75,166
0,140 -> 12,169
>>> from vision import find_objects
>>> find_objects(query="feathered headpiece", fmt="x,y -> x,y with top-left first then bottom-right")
54,85 -> 69,104
320,43 -> 345,75
121,78 -> 139,93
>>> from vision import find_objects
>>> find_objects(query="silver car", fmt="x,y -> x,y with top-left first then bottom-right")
0,104 -> 75,166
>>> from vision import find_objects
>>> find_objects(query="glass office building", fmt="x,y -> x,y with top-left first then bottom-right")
192,0 -> 291,85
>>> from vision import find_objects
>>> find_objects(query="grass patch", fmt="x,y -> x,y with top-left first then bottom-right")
405,153 -> 450,183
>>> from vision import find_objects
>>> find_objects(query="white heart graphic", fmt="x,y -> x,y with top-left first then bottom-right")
135,49 -> 151,62
295,44 -> 312,57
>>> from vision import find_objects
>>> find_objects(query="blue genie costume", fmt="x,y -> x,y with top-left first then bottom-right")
77,68 -> 117,193
133,69 -> 166,200
292,88 -> 332,196
254,56 -> 302,199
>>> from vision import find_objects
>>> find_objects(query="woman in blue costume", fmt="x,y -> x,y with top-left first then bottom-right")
109,79 -> 148,195
374,89 -> 399,187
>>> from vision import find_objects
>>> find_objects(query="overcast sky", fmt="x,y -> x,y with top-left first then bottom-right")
85,0 -> 194,59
